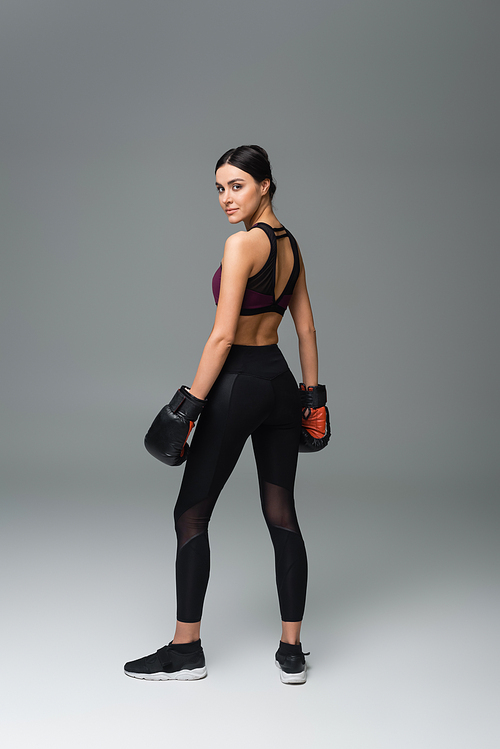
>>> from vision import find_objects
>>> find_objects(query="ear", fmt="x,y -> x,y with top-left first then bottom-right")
260,178 -> 270,195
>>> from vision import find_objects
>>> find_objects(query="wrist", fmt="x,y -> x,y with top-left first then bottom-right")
168,386 -> 207,422
185,386 -> 208,402
299,383 -> 327,409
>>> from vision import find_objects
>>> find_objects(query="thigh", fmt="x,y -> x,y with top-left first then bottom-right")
251,371 -> 302,533
251,370 -> 301,493
174,372 -> 273,522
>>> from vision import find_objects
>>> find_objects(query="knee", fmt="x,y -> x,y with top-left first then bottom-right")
175,508 -> 210,548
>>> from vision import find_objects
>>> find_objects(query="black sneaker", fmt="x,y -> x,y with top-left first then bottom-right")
275,641 -> 309,684
124,640 -> 207,681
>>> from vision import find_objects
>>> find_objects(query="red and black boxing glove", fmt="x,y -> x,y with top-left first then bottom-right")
299,383 -> 331,453
144,386 -> 207,466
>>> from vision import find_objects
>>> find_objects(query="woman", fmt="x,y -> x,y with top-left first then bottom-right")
124,145 -> 327,685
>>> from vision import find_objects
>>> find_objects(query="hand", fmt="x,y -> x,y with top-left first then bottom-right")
299,383 -> 331,453
144,386 -> 207,466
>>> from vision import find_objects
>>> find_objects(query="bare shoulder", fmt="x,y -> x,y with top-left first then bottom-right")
224,229 -> 267,261
224,230 -> 250,252
225,229 -> 266,249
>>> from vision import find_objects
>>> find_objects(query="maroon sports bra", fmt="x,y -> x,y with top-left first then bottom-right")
212,223 -> 300,316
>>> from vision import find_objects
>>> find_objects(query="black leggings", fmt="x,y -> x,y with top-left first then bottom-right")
173,344 -> 308,623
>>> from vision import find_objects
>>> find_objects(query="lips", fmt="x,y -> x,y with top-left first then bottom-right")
226,208 -> 238,214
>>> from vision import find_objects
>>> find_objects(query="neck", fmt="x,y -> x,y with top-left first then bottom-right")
245,205 -> 278,231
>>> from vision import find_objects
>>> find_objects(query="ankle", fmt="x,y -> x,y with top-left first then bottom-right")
173,620 -> 201,645
280,620 -> 302,645
172,637 -> 200,645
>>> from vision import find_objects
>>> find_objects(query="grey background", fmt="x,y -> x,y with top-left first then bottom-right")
1,1 -> 499,747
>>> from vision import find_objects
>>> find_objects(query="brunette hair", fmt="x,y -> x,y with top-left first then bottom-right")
215,145 -> 277,201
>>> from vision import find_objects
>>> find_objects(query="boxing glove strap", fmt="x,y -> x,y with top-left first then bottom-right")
169,386 -> 207,422
299,383 -> 327,409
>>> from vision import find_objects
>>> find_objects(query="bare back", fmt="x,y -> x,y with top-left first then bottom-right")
233,224 -> 301,345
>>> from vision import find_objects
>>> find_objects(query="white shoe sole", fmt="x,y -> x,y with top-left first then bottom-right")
124,666 -> 207,681
275,660 -> 307,684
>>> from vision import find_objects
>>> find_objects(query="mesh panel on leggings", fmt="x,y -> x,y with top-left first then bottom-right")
175,495 -> 217,550
175,495 -> 218,622
260,480 -> 307,621
260,480 -> 300,533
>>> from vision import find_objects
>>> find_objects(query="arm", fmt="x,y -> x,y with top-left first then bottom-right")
288,247 -> 319,387
188,232 -> 255,400
289,248 -> 330,453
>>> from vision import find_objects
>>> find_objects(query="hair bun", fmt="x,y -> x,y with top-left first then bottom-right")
249,144 -> 269,160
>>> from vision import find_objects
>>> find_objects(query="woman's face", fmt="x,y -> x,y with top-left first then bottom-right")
215,163 -> 269,225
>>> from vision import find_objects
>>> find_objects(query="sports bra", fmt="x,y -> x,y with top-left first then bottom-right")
212,223 -> 300,316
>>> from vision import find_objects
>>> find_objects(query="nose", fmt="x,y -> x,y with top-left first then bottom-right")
222,189 -> 232,205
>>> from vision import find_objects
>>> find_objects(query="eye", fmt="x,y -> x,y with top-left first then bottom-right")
232,183 -> 242,190
216,186 -> 224,193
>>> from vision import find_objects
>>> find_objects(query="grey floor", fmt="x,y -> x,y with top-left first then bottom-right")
2,451 -> 499,748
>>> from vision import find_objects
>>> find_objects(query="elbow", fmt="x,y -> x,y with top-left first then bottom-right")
297,324 -> 317,340
210,330 -> 235,349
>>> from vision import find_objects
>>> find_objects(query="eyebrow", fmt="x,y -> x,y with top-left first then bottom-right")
215,178 -> 246,187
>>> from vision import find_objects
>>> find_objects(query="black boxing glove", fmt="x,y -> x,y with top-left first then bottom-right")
299,383 -> 331,453
144,386 -> 207,466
